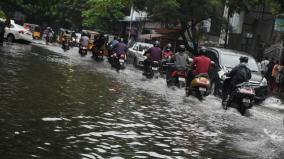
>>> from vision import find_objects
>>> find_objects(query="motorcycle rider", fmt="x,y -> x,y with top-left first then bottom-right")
222,56 -> 252,106
114,38 -> 127,56
93,35 -> 106,58
163,43 -> 173,59
108,36 -> 119,58
186,47 -> 211,91
43,27 -> 52,44
62,30 -> 71,50
167,44 -> 189,82
79,31 -> 89,49
143,41 -> 162,75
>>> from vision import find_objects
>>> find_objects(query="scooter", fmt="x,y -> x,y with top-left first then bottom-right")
186,73 -> 210,101
143,61 -> 160,79
110,53 -> 126,71
224,82 -> 255,116
62,39 -> 70,51
92,47 -> 104,61
166,63 -> 187,87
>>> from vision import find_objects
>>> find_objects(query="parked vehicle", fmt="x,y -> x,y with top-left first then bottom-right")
127,42 -> 154,68
186,73 -> 210,101
23,23 -> 41,40
0,19 -> 33,43
224,82 -> 255,116
205,47 -> 268,102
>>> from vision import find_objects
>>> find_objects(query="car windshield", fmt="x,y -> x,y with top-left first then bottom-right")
220,53 -> 259,72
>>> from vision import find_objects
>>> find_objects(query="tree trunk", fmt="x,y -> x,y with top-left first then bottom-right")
180,20 -> 198,55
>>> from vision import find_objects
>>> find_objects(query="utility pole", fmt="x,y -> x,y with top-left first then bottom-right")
128,0 -> 134,46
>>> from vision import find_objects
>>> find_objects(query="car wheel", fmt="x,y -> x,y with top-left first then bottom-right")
7,34 -> 14,43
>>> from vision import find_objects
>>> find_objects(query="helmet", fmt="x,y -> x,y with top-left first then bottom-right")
179,45 -> 185,51
199,47 -> 206,55
167,43 -> 172,48
239,56 -> 249,63
154,41 -> 160,47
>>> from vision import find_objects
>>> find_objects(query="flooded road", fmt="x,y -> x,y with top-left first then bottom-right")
0,43 -> 284,159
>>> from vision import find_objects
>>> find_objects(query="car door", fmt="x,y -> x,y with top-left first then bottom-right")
128,43 -> 138,58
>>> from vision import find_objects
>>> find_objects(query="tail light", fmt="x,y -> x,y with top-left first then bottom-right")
120,54 -> 125,58
18,30 -> 24,34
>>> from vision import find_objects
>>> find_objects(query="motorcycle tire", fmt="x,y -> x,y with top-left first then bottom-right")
238,104 -> 247,116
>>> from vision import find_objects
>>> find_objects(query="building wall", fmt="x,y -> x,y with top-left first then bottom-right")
228,4 -> 274,59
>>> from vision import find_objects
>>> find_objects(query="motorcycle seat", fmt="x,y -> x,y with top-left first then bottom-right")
196,73 -> 209,78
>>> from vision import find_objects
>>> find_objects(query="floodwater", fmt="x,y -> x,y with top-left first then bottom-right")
0,42 -> 283,159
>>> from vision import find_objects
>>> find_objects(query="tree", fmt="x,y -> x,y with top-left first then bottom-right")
0,9 -> 6,18
133,0 -> 224,54
0,0 -> 87,30
83,0 -> 129,33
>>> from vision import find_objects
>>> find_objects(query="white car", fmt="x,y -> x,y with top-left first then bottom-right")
2,19 -> 33,43
127,42 -> 154,67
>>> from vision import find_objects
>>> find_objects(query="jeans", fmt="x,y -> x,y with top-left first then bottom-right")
222,78 -> 234,101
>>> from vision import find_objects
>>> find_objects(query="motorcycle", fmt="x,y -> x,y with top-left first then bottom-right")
224,82 -> 255,116
160,56 -> 173,74
166,64 -> 187,87
62,39 -> 70,51
110,53 -> 126,71
92,47 -> 104,61
143,61 -> 160,79
186,73 -> 210,101
79,45 -> 88,56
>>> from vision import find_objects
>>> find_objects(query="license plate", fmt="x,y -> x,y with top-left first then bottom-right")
199,87 -> 207,92
179,78 -> 186,82
119,59 -> 124,63
152,67 -> 158,71
242,98 -> 251,103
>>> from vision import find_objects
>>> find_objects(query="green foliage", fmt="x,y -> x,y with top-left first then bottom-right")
0,9 -> 6,18
83,0 -> 129,32
133,0 -> 224,52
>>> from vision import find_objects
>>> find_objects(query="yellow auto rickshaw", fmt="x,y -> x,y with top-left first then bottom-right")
82,30 -> 100,50
58,28 -> 73,44
24,23 -> 41,39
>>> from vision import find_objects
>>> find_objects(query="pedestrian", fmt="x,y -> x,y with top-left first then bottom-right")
260,57 -> 269,75
0,17 -> 10,46
0,20 -> 5,46
266,58 -> 275,89
271,61 -> 283,92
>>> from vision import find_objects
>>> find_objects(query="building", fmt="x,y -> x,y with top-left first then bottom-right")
224,3 -> 275,59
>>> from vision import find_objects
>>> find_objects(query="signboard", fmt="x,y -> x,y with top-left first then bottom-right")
274,15 -> 284,32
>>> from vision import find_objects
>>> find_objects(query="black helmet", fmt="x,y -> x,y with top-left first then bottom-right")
239,56 -> 249,63
199,47 -> 206,55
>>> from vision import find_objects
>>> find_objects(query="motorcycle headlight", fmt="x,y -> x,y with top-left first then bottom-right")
260,78 -> 268,87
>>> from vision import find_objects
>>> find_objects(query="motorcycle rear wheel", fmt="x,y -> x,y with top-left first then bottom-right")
238,104 -> 247,116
